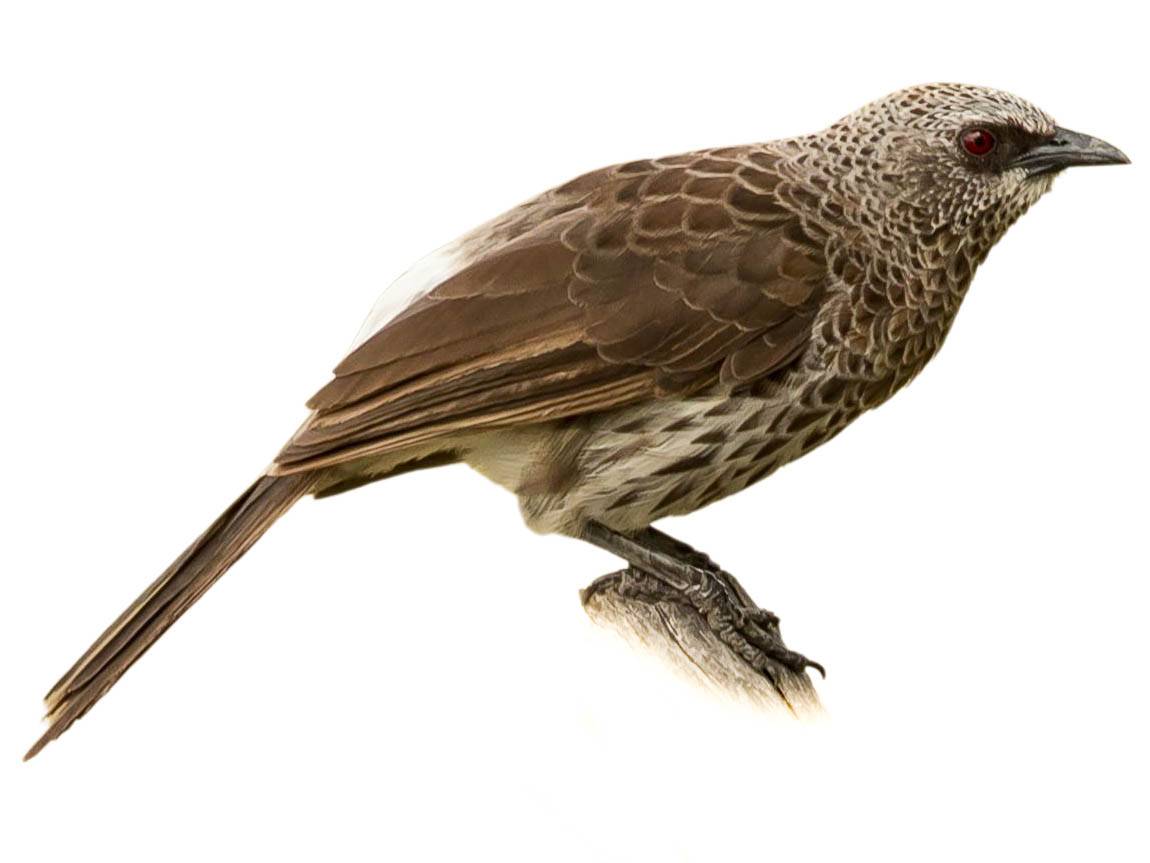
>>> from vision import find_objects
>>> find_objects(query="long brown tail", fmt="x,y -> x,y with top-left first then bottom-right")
25,472 -> 314,760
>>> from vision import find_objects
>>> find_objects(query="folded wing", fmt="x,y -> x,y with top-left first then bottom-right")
272,148 -> 828,474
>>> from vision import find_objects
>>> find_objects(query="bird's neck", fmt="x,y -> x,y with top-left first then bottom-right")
769,137 -> 1048,397
808,232 -> 979,403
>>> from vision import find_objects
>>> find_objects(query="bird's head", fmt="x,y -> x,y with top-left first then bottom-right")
813,83 -> 1129,269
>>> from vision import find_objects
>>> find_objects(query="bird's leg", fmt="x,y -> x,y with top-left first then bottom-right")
579,522 -> 824,680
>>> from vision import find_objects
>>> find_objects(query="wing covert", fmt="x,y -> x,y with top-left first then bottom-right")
272,147 -> 828,473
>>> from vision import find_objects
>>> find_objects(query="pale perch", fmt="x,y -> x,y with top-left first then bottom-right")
581,566 -> 822,715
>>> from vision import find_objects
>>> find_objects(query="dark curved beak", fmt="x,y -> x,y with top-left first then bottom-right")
1013,126 -> 1130,177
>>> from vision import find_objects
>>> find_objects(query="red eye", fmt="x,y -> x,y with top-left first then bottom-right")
961,128 -> 997,157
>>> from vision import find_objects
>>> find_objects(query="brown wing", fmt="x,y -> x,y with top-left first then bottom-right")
271,147 -> 827,474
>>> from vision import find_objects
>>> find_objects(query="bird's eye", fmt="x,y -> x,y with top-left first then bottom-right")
961,128 -> 997,157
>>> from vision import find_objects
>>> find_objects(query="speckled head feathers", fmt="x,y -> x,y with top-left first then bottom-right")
847,83 -> 1057,137
804,84 -> 1068,255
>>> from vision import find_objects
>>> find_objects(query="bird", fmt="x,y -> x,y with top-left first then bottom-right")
26,83 -> 1128,760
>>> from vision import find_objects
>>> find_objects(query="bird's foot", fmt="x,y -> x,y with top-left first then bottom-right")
580,522 -> 824,703
580,554 -> 824,681
707,601 -> 825,679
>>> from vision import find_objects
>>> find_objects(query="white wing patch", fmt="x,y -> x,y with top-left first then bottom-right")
350,239 -> 470,350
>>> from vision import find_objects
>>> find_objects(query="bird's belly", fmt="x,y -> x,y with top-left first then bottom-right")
480,376 -> 860,536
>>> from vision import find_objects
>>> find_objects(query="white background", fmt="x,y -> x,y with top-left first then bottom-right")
1,2 -> 1146,860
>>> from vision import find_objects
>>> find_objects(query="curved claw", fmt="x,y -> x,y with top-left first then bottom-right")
777,650 -> 825,679
734,614 -> 825,680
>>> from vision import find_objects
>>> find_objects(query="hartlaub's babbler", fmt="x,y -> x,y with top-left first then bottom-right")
27,83 -> 1129,759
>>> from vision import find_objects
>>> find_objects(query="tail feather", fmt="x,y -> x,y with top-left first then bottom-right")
25,472 -> 313,760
